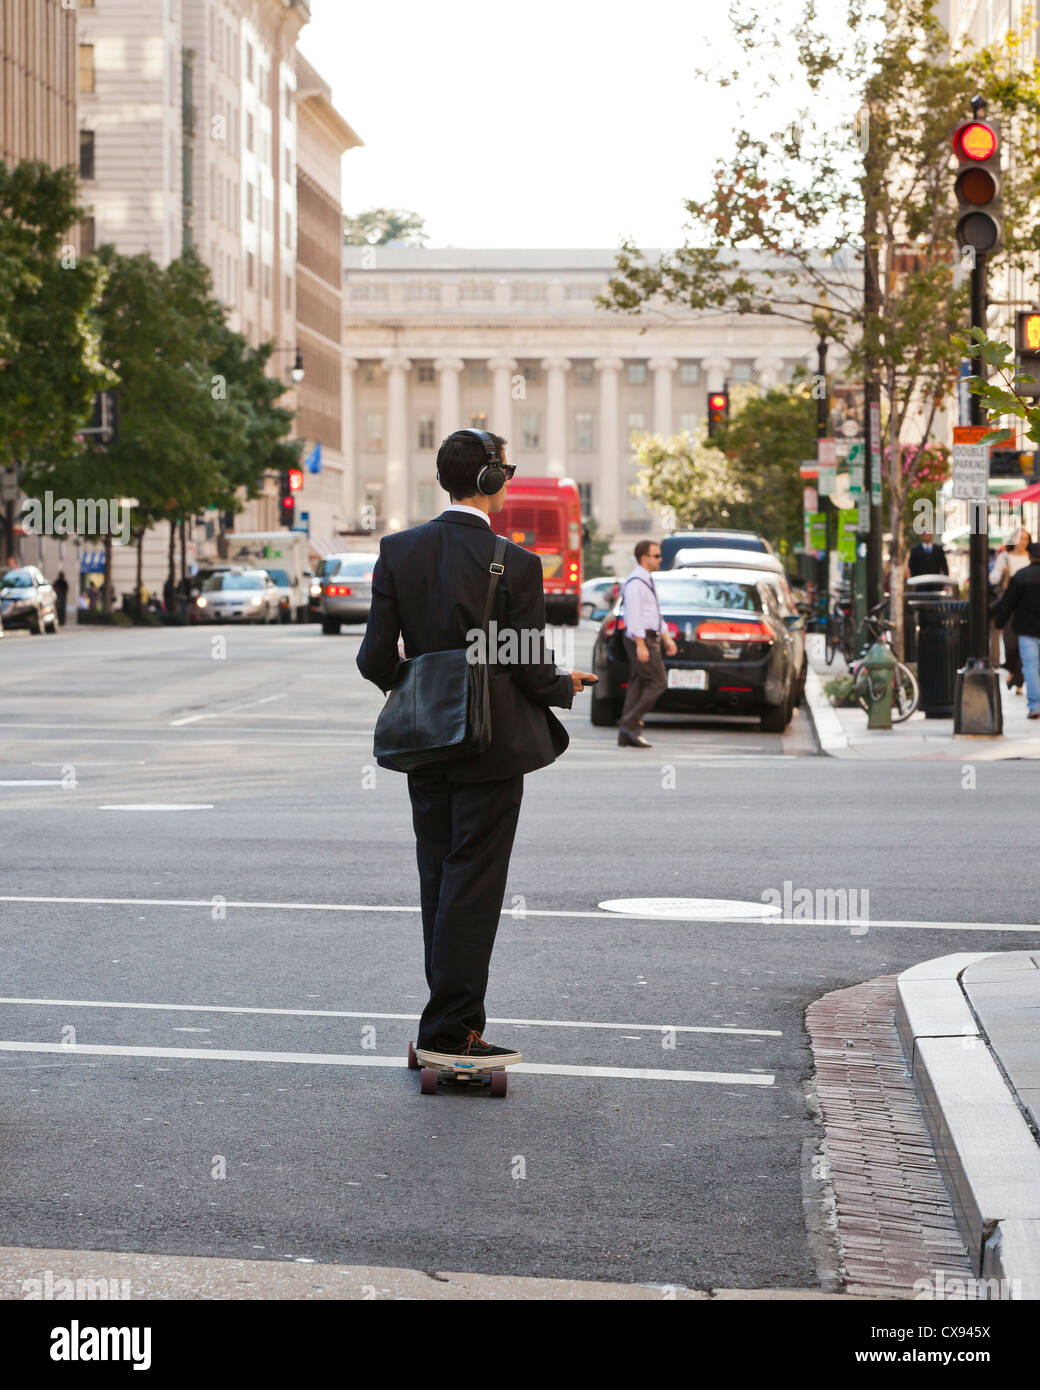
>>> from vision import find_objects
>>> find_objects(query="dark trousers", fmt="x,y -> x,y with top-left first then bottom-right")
620,631 -> 668,732
1003,617 -> 1023,687
407,771 -> 524,1049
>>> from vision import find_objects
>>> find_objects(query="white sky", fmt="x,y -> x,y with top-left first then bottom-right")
297,0 -> 757,249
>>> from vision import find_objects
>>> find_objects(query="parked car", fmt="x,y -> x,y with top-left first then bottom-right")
0,566 -> 59,634
191,568 -> 281,624
673,550 -> 807,705
311,553 -> 350,621
660,529 -> 774,570
321,553 -> 379,634
588,568 -> 800,733
581,577 -> 620,620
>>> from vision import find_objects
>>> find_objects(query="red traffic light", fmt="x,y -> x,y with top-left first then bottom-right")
281,495 -> 294,510
288,467 -> 304,492
953,121 -> 998,161
709,393 -> 727,410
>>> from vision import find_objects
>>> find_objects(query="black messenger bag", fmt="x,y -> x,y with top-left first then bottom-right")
373,536 -> 507,771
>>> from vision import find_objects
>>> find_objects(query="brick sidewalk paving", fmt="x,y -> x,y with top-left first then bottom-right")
807,975 -> 977,1297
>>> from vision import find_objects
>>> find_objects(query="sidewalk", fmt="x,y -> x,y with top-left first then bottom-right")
803,640 -> 1040,759
895,952 -> 1040,1296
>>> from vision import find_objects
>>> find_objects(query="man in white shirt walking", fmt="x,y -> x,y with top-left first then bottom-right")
617,539 -> 677,748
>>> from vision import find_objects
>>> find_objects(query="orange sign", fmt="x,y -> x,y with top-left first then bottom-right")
952,426 -> 994,446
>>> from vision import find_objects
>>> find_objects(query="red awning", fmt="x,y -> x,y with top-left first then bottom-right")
999,480 -> 1040,502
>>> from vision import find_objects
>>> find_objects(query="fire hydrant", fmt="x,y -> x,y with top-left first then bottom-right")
860,641 -> 896,730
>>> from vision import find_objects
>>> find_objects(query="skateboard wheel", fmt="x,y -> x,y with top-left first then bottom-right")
407,1040 -> 419,1071
419,1067 -> 439,1095
489,1070 -> 507,1098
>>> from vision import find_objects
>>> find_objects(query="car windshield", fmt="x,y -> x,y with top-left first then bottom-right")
652,575 -> 762,612
265,569 -> 290,586
0,569 -> 33,588
334,558 -> 376,578
203,572 -> 265,591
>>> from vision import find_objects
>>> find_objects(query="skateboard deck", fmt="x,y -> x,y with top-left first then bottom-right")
407,1040 -> 512,1096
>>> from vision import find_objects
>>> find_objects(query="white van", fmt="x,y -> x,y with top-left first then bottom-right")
224,531 -> 310,623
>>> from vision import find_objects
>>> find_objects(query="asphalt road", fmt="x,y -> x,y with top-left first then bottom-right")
0,620 -> 1036,1288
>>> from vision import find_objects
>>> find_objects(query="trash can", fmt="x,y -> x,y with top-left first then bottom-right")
915,600 -> 970,717
904,577 -> 960,664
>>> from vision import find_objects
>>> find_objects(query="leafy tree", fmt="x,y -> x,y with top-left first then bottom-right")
343,207 -> 427,246
0,160 -> 110,561
596,0 -> 1040,653
631,428 -> 751,529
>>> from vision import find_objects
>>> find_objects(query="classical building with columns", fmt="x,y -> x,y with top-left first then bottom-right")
342,247 -> 827,568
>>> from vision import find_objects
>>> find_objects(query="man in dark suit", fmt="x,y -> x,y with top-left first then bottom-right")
906,532 -> 949,592
357,429 -> 597,1067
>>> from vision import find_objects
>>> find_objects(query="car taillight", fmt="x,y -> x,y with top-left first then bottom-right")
664,620 -> 680,637
325,584 -> 352,597
696,619 -> 774,643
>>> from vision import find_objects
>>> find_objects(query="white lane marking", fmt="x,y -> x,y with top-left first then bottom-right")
0,780 -> 64,786
0,1040 -> 773,1085
97,804 -> 214,812
0,894 -> 1033,933
169,693 -> 289,727
600,897 -> 782,920
0,997 -> 781,1038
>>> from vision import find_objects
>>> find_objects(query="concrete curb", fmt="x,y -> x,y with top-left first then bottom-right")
802,665 -> 848,755
895,953 -> 1040,1298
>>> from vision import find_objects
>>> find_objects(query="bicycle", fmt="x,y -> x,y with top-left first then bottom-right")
848,602 -> 920,722
825,587 -> 856,666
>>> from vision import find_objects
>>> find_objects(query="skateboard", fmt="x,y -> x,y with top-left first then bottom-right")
407,1040 -> 510,1097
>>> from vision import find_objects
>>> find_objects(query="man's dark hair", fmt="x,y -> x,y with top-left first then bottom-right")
634,539 -> 657,562
436,430 -> 508,500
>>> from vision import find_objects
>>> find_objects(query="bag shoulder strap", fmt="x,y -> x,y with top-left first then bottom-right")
479,536 -> 508,634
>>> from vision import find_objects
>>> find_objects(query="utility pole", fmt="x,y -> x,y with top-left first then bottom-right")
861,95 -> 882,629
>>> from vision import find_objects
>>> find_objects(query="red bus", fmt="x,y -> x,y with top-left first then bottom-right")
489,475 -> 583,625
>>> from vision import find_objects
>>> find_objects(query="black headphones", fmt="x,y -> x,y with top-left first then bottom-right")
439,427 -> 506,496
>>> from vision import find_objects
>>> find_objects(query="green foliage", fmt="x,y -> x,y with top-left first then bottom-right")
824,674 -> 857,706
956,325 -> 1040,445
343,208 -> 427,246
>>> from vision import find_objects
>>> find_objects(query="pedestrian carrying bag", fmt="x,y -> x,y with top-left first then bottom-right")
373,536 -> 507,771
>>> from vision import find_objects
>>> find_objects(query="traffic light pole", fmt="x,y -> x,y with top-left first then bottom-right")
968,252 -> 989,658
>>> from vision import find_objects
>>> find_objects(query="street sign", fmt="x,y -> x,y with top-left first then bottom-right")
951,424 -> 992,501
856,494 -> 871,533
817,437 -> 837,466
799,460 -> 819,479
806,511 -> 827,552
817,464 -> 837,497
837,508 -> 858,562
802,486 -> 818,512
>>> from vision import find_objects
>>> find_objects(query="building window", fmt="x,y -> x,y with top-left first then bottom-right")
79,130 -> 95,180
246,111 -> 254,152
365,413 -> 384,451
469,411 -> 488,429
284,149 -> 292,183
364,483 -> 383,519
349,284 -> 389,301
511,282 -> 548,301
262,263 -> 271,300
575,413 -> 594,451
417,364 -> 435,384
417,415 -> 435,449
416,481 -> 437,518
521,362 -> 542,387
246,183 -> 255,222
78,45 -> 95,94
458,281 -> 494,300
245,251 -> 254,289
469,362 -> 488,385
245,43 -> 254,83
80,217 -> 96,256
679,362 -> 700,384
732,363 -> 752,381
284,210 -> 292,246
627,362 -> 647,385
404,282 -> 441,300
679,413 -> 698,433
574,362 -> 595,385
627,412 -> 647,435
284,274 -> 292,309
363,364 -> 381,383
521,413 -> 541,449
577,482 -> 593,518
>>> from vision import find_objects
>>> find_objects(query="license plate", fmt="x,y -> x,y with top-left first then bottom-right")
668,668 -> 707,690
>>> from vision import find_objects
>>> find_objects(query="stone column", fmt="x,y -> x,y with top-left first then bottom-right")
382,353 -> 411,531
594,356 -> 624,533
488,355 -> 517,445
649,355 -> 678,435
541,355 -> 571,477
341,356 -> 358,527
435,356 -> 465,440
753,355 -> 786,390
701,355 -> 732,394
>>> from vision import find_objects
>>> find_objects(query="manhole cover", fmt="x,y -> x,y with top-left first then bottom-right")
597,897 -> 781,920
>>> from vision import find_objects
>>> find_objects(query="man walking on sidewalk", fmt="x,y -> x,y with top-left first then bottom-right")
994,539 -> 1040,719
617,539 -> 677,749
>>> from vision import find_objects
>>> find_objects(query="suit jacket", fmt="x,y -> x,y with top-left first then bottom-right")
907,542 -> 949,577
356,510 -> 574,781
994,561 -> 1040,639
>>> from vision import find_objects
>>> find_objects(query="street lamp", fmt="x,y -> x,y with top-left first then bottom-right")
271,346 -> 305,384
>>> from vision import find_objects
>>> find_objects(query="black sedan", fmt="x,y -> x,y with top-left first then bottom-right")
0,566 -> 59,634
588,569 -> 801,733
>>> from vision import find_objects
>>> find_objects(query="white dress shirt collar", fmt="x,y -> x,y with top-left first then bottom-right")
443,503 -> 491,527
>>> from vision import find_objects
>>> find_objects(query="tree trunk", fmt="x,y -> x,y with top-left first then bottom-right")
167,519 -> 176,613
179,517 -> 187,589
135,528 -> 144,621
887,392 -> 904,659
102,534 -> 113,615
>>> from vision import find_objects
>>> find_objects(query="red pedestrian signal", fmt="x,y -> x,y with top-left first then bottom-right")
953,118 -> 1002,254
707,390 -> 729,438
288,467 -> 304,493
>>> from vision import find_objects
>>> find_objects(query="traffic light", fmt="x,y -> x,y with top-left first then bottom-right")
953,117 -> 1003,254
707,390 -> 729,438
279,470 -> 295,528
1015,311 -> 1040,398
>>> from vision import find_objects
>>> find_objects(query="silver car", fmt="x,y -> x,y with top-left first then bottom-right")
0,566 -> 59,634
192,568 -> 280,624
321,553 -> 378,634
